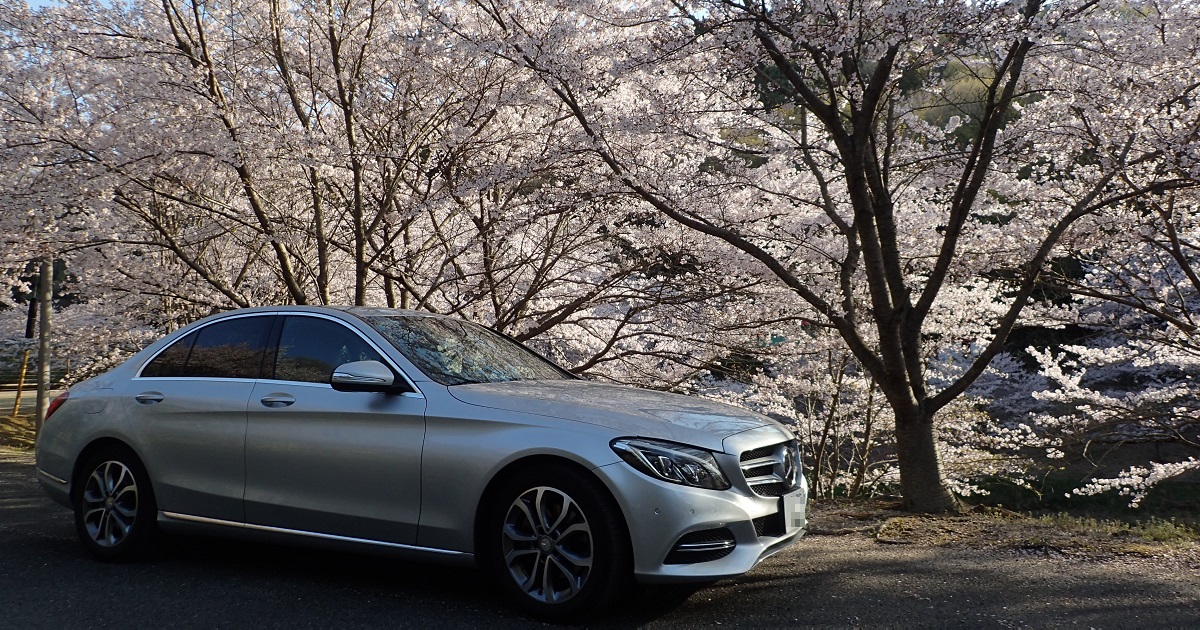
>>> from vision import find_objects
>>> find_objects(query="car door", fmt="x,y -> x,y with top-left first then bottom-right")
244,314 -> 427,544
124,313 -> 274,524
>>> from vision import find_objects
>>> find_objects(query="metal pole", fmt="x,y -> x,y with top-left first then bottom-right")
34,258 -> 53,433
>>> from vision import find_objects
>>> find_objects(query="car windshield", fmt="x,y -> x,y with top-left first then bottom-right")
363,315 -> 571,386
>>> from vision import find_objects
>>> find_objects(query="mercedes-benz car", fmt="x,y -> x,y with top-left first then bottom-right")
35,306 -> 806,617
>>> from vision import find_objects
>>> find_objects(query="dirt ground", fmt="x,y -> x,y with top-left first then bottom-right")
0,418 -> 35,452
0,389 -> 59,450
808,499 -> 1200,571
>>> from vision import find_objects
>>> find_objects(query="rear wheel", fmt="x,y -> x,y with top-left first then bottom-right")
486,465 -> 631,619
74,447 -> 158,561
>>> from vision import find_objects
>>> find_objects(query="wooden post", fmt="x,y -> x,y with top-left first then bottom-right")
34,258 -> 53,433
11,349 -> 30,417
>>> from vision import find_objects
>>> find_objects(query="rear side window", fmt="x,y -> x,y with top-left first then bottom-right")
180,316 -> 273,379
272,316 -> 384,384
140,331 -> 197,378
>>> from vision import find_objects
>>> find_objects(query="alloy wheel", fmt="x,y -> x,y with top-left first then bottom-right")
500,486 -> 594,604
80,460 -> 139,548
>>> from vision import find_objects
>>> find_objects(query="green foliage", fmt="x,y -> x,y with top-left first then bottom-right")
752,63 -> 795,113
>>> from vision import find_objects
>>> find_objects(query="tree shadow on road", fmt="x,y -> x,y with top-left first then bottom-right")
150,534 -> 716,626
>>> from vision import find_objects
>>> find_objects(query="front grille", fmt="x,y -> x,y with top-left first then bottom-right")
740,444 -> 777,461
751,482 -> 788,497
739,441 -> 801,497
664,527 -> 737,565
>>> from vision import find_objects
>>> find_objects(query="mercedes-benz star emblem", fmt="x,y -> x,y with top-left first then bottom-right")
781,448 -> 796,488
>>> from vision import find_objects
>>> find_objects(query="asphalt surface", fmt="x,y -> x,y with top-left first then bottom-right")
1,447 -> 1198,628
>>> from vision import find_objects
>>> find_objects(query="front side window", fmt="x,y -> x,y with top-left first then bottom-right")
363,315 -> 570,386
272,316 -> 384,384
181,316 -> 273,379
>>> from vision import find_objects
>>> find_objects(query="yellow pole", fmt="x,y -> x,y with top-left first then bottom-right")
11,348 -> 30,417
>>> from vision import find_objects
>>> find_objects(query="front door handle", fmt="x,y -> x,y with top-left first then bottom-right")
260,394 -> 296,408
135,392 -> 164,405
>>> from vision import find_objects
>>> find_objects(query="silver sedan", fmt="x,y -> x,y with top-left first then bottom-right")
35,306 -> 806,618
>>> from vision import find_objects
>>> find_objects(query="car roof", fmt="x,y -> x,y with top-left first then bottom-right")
213,305 -> 451,319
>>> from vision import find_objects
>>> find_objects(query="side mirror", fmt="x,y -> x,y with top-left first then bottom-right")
331,360 -> 398,393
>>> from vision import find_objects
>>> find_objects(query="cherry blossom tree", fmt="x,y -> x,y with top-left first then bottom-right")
447,0 -> 1200,511
1,0 -> 781,385
978,0 -> 1200,506
0,1 -> 154,387
5,0 -> 1199,511
1021,188 -> 1200,506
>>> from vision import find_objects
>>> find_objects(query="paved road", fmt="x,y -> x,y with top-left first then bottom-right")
0,389 -> 63,419
0,389 -> 33,417
2,447 -> 1198,628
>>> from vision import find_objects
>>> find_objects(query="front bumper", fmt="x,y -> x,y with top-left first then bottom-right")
595,457 -> 807,583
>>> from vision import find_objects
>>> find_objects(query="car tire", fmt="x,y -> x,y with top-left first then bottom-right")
486,464 -> 631,619
73,446 -> 159,562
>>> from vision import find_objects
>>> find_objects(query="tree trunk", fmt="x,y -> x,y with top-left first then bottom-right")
34,259 -> 53,433
894,410 -> 961,513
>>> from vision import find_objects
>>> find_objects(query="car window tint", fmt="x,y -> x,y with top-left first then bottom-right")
140,332 -> 197,378
274,316 -> 383,384
181,316 -> 272,379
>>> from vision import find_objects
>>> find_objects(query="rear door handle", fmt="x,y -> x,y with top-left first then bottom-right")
260,394 -> 296,408
135,392 -> 164,405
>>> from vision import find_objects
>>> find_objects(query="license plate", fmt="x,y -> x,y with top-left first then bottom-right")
781,491 -> 806,532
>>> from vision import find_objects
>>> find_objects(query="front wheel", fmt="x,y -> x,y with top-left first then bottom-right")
486,465 -> 631,619
74,447 -> 158,562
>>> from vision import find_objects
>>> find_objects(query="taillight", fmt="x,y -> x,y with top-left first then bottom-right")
45,390 -> 69,421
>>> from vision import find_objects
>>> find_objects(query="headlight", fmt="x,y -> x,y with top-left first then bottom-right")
610,438 -> 731,490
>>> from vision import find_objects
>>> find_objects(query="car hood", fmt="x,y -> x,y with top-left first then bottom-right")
447,380 -> 777,452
